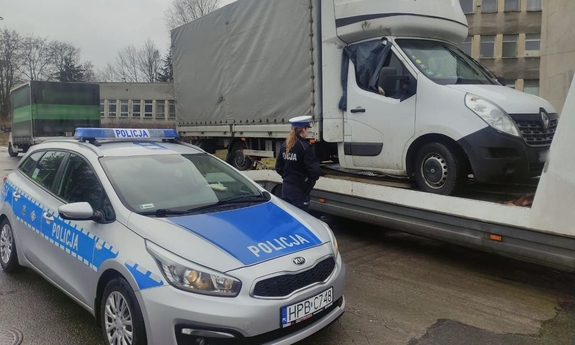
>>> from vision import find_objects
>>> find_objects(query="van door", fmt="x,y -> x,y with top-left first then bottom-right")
344,47 -> 417,172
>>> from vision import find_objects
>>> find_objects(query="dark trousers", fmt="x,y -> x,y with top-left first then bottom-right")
281,182 -> 310,213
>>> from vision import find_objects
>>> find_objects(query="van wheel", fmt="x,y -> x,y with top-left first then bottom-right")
228,142 -> 253,171
0,218 -> 21,273
414,142 -> 466,195
100,277 -> 147,345
8,144 -> 18,157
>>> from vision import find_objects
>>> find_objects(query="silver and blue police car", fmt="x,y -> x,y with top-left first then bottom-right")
0,128 -> 346,345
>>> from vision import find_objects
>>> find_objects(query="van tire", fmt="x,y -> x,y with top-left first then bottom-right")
228,141 -> 253,171
414,142 -> 466,195
8,144 -> 18,157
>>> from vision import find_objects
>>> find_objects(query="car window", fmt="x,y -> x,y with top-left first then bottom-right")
29,151 -> 67,190
18,151 -> 44,176
100,153 -> 262,213
56,154 -> 104,212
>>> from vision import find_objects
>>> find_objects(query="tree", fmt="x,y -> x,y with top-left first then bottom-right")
138,38 -> 162,82
0,28 -> 22,119
99,38 -> 162,82
164,0 -> 221,30
157,48 -> 173,82
19,35 -> 53,81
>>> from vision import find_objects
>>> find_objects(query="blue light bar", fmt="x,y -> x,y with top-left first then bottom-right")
74,128 -> 179,140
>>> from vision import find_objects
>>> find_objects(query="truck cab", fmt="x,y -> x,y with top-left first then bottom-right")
321,0 -> 557,195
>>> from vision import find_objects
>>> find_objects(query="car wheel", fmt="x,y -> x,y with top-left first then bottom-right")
0,218 -> 21,273
414,142 -> 467,195
100,277 -> 147,345
8,144 -> 18,157
227,141 -> 253,171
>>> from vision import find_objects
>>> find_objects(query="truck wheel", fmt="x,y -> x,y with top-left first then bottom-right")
0,218 -> 21,273
414,142 -> 466,195
100,277 -> 147,345
8,144 -> 18,157
228,142 -> 253,171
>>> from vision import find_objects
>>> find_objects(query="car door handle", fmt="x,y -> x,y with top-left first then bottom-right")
12,192 -> 20,200
43,212 -> 54,224
350,108 -> 366,113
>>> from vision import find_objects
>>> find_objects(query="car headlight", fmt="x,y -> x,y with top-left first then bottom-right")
319,220 -> 339,260
464,93 -> 520,137
146,241 -> 241,297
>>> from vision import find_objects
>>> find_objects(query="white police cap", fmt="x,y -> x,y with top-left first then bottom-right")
289,115 -> 312,128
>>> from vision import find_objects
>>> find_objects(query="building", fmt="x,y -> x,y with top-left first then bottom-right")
458,0 -> 543,94
540,0 -> 575,113
97,82 -> 176,126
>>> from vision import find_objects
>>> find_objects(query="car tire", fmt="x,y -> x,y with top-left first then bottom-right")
100,277 -> 147,345
0,218 -> 21,273
8,144 -> 18,157
414,142 -> 467,196
227,141 -> 253,171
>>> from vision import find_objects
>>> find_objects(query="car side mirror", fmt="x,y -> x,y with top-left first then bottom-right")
59,202 -> 102,222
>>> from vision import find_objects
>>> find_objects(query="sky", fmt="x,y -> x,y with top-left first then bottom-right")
1,0 -> 236,72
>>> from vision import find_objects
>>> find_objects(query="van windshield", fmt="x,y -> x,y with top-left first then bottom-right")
395,39 -> 499,86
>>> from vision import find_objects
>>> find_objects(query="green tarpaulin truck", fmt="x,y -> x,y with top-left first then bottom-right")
5,81 -> 100,157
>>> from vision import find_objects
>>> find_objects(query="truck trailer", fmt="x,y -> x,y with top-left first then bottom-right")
172,0 -> 558,196
7,81 -> 101,157
246,77 -> 575,273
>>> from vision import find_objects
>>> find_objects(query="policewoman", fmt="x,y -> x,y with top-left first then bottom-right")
275,115 -> 321,213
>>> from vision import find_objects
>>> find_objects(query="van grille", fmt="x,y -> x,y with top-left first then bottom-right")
510,114 -> 558,147
253,257 -> 336,297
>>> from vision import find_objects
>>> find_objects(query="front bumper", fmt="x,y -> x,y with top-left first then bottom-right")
137,254 -> 346,345
457,126 -> 549,184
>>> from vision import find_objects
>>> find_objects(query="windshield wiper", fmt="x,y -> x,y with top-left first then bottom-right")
137,209 -> 191,217
187,192 -> 272,213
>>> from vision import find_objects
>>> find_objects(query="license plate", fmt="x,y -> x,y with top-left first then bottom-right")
280,287 -> 333,328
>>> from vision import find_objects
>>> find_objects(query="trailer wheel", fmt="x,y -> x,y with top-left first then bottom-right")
8,144 -> 18,157
228,141 -> 253,171
414,142 -> 466,195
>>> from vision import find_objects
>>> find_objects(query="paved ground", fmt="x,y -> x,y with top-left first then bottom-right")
0,148 -> 573,345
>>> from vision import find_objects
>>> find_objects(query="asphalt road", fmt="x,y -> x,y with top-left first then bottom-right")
0,148 -> 574,345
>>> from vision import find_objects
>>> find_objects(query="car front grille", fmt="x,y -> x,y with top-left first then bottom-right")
252,257 -> 336,298
510,114 -> 558,147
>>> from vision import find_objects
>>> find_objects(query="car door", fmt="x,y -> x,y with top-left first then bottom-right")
10,150 -> 68,276
345,48 -> 417,172
41,153 -> 114,307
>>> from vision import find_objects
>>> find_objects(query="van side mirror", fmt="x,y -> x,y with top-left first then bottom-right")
497,76 -> 506,86
378,67 -> 409,97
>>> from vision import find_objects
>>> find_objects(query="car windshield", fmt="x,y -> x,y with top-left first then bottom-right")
100,153 -> 263,214
395,39 -> 499,86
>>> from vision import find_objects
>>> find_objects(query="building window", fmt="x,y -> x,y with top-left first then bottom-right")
100,101 -> 105,118
460,0 -> 474,13
132,100 -> 141,118
120,100 -> 129,117
504,0 -> 520,11
527,0 -> 541,11
502,34 -> 518,57
523,79 -> 539,95
480,35 -> 495,58
168,100 -> 176,119
156,101 -> 166,119
459,36 -> 473,55
525,34 -> 541,56
108,99 -> 117,118
481,0 -> 498,12
144,100 -> 153,118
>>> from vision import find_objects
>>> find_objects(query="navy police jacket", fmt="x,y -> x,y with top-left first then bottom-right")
275,136 -> 321,192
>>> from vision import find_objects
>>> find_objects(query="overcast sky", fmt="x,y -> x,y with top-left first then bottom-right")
1,0 -> 236,72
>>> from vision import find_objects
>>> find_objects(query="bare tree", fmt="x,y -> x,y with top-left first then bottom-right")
19,35 -> 53,81
0,28 -> 22,119
99,39 -> 162,82
165,0 -> 221,30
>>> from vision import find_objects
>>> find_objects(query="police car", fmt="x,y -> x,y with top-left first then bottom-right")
0,128 -> 346,345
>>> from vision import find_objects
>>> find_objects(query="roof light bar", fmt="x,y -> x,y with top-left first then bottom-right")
74,128 -> 179,140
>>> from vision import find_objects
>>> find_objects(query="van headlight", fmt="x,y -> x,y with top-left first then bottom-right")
465,93 -> 520,137
146,241 -> 241,297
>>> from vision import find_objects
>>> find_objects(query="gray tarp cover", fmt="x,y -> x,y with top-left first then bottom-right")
171,0 -> 319,125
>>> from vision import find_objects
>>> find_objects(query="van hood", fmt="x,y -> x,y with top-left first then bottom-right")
447,85 -> 557,115
128,201 -> 329,272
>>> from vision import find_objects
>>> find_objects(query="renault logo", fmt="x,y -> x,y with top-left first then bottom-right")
292,257 -> 306,265
540,108 -> 550,130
